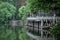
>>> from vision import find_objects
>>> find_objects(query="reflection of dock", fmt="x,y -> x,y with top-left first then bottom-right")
27,32 -> 54,40
27,23 -> 52,28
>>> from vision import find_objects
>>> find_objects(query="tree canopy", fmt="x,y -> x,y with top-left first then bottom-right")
18,6 -> 29,20
26,0 -> 60,13
0,2 -> 16,23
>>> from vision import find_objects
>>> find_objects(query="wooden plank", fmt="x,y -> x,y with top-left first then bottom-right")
27,24 -> 50,28
27,27 -> 49,33
27,17 -> 60,21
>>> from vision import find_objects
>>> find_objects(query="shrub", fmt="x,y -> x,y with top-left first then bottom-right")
50,22 -> 60,40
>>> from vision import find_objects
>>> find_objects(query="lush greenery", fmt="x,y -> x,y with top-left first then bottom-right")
19,28 -> 29,40
0,2 -> 16,40
0,1 -> 29,40
0,3 -> 16,38
26,0 -> 60,13
18,6 -> 29,20
50,22 -> 60,40
1,0 -> 17,5
0,0 -> 60,40
0,2 -> 16,23
18,6 -> 29,40
0,25 -> 16,40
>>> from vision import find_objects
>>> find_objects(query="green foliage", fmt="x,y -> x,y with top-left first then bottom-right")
0,2 -> 16,23
1,0 -> 16,5
18,6 -> 29,20
0,2 -> 29,40
18,6 -> 30,40
26,0 -> 40,13
50,22 -> 60,40
26,0 -> 60,13
0,25 -> 16,40
19,28 -> 29,40
0,2 -> 16,40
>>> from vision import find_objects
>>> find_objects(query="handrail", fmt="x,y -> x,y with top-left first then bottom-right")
27,17 -> 60,20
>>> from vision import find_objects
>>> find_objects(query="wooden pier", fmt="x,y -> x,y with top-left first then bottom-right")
26,13 -> 60,40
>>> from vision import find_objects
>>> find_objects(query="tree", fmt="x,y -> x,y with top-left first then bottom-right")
0,2 -> 16,23
26,0 -> 60,13
18,6 -> 29,20
50,22 -> 60,40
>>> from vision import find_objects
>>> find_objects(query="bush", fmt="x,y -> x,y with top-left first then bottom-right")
18,6 -> 29,20
50,22 -> 60,40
